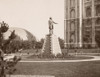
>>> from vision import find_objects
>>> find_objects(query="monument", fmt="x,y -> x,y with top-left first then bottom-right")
42,17 -> 62,56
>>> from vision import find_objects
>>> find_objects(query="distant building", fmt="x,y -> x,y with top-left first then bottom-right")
3,27 -> 37,41
64,0 -> 100,48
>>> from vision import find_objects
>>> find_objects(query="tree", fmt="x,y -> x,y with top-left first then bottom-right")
35,42 -> 42,49
3,30 -> 17,53
31,40 -> 36,49
40,38 -> 44,47
35,38 -> 44,49
7,40 -> 23,53
22,41 -> 33,49
0,21 -> 18,77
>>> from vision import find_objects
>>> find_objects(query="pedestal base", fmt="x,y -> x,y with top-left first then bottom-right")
42,34 -> 62,56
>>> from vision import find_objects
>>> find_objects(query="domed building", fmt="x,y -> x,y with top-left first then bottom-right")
3,27 -> 37,42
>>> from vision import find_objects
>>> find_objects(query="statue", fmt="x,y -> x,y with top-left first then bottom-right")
42,17 -> 61,57
48,17 -> 58,35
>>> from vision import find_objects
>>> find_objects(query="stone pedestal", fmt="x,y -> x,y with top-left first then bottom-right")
42,34 -> 62,56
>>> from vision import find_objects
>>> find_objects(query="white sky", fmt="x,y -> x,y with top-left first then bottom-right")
0,0 -> 64,40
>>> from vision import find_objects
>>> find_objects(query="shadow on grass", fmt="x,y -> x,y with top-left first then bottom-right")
13,61 -> 100,77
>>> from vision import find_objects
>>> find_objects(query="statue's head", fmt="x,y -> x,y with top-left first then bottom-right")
49,17 -> 52,20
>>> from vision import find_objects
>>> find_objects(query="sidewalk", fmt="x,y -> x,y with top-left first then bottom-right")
19,56 -> 100,63
6,75 -> 55,77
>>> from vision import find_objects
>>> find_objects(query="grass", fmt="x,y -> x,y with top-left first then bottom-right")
13,61 -> 100,77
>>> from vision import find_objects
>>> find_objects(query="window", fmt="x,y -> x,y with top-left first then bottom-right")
70,22 -> 75,31
86,7 -> 91,17
70,0 -> 75,7
95,0 -> 100,3
96,5 -> 100,16
70,9 -> 75,18
87,19 -> 92,26
96,18 -> 100,25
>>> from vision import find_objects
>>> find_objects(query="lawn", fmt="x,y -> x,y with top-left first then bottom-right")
13,61 -> 100,77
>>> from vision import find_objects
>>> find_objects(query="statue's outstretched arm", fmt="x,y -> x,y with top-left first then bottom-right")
53,21 -> 58,24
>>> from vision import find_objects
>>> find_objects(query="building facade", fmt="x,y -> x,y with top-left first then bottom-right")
64,0 -> 100,48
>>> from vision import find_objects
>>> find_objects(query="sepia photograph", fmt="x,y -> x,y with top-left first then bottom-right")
0,0 -> 100,77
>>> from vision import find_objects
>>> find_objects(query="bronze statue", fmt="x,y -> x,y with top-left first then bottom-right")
48,17 -> 58,35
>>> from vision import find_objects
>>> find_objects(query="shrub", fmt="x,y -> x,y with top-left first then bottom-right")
56,53 -> 63,58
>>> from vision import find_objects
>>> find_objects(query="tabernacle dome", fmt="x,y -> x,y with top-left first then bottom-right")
3,27 -> 36,41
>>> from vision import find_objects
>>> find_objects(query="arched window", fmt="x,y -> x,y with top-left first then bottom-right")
96,18 -> 100,25
86,7 -> 91,17
96,5 -> 100,16
70,21 -> 75,31
70,9 -> 75,18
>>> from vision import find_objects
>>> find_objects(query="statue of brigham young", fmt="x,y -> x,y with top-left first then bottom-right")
48,17 -> 58,35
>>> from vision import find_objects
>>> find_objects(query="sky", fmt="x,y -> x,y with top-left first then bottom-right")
0,0 -> 64,40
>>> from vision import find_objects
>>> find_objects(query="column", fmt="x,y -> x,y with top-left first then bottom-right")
82,0 -> 85,47
79,0 -> 82,47
75,0 -> 78,47
68,0 -> 71,48
64,0 -> 67,48
92,0 -> 96,47
68,21 -> 70,48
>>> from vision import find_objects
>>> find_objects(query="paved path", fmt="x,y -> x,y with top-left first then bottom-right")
19,56 -> 100,63
6,75 -> 55,77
